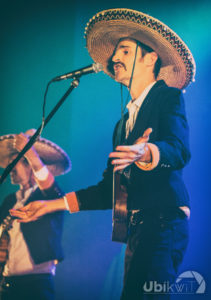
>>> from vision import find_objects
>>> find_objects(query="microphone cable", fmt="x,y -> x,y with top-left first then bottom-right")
115,43 -> 139,147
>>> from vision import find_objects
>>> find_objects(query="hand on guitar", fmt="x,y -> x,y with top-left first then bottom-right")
13,132 -> 30,152
109,128 -> 152,172
13,132 -> 42,167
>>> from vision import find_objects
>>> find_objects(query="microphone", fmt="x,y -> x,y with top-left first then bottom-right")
52,63 -> 103,81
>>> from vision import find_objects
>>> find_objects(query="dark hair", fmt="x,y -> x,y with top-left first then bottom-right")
107,38 -> 161,78
136,41 -> 161,78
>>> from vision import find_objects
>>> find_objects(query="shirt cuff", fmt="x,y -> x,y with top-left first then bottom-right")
135,143 -> 160,171
34,166 -> 49,180
179,206 -> 191,219
65,192 -> 80,213
34,166 -> 54,190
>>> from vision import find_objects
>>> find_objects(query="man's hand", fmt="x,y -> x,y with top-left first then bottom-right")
13,131 -> 49,176
10,200 -> 56,222
14,132 -> 38,162
13,133 -> 30,153
109,128 -> 152,172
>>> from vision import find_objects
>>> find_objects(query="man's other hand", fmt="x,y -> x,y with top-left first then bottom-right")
109,128 -> 152,172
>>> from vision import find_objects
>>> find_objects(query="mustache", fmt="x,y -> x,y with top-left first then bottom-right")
113,62 -> 126,71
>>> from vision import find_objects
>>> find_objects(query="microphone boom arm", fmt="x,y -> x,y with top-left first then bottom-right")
0,77 -> 80,185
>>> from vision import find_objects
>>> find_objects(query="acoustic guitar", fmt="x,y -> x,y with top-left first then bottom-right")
112,170 -> 130,243
0,215 -> 13,280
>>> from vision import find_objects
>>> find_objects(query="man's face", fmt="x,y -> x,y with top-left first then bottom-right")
111,39 -> 145,86
10,156 -> 32,187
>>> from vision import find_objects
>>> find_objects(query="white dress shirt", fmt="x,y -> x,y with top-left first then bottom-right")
125,81 -> 156,138
3,186 -> 56,276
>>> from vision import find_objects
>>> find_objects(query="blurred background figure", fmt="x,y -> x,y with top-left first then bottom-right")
0,129 -> 71,300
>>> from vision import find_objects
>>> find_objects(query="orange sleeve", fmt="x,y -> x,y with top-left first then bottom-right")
65,192 -> 80,212
35,172 -> 55,190
135,143 -> 160,171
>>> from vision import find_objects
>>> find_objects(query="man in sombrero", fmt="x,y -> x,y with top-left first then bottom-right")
11,8 -> 196,299
0,129 -> 71,300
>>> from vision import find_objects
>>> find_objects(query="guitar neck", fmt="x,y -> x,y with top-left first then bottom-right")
0,215 -> 14,239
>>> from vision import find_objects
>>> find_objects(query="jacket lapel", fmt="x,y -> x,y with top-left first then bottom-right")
126,80 -> 165,145
113,112 -> 129,148
0,194 -> 17,223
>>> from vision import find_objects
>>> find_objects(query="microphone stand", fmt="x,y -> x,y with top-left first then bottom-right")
0,77 -> 80,185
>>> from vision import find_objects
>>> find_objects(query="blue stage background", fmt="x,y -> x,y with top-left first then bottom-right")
0,0 -> 210,299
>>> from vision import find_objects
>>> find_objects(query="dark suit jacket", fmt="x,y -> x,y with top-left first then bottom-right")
76,80 -> 190,211
0,182 -> 64,264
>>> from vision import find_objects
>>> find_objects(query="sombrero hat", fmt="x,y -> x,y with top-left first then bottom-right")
0,129 -> 71,176
84,8 -> 196,89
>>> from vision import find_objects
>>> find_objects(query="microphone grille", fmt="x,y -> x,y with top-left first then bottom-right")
93,63 -> 104,73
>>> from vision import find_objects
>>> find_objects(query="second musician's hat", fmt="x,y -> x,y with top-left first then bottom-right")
84,8 -> 196,89
0,129 -> 71,176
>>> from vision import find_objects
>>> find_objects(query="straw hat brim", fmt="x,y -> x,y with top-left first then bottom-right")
0,133 -> 71,176
85,8 -> 196,89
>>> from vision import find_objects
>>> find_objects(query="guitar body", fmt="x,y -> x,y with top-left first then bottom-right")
0,232 -> 9,282
112,172 -> 129,243
0,216 -> 13,280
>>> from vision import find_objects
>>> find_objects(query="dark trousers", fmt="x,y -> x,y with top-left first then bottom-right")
0,273 -> 54,300
121,213 -> 189,300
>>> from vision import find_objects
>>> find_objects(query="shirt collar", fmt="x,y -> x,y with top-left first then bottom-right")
127,81 -> 156,111
16,184 -> 37,205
